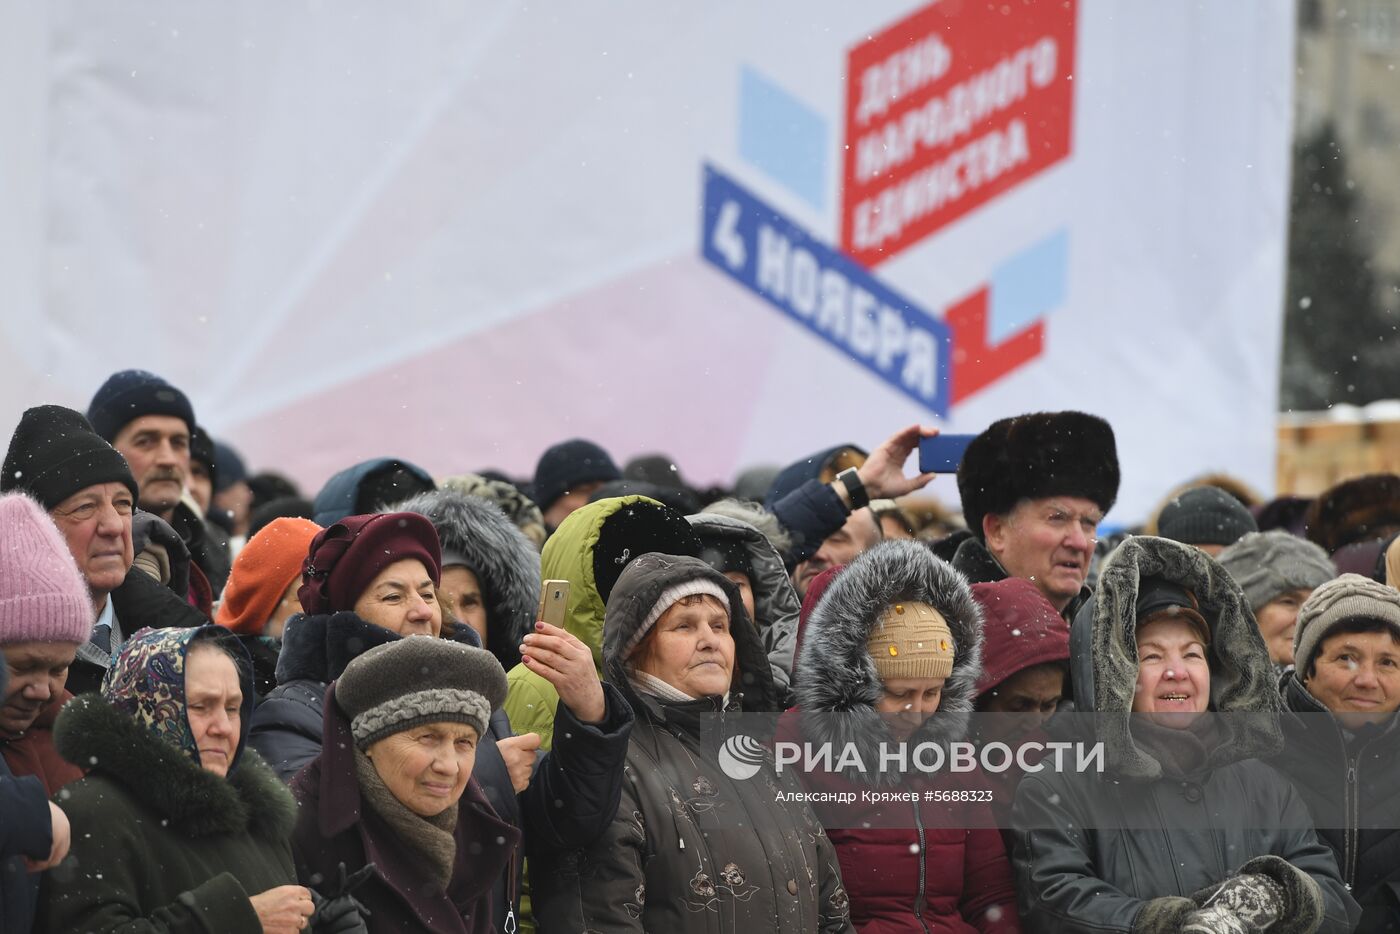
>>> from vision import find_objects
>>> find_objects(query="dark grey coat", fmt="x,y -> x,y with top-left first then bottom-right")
1274,673 -> 1400,932
1010,536 -> 1359,934
532,553 -> 852,933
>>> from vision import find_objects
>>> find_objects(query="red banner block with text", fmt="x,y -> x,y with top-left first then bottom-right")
841,0 -> 1077,266
947,287 -> 1044,404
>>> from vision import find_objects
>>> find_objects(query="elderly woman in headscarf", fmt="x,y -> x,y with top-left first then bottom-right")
533,552 -> 853,933
40,625 -> 328,933
1010,537 -> 1358,933
291,636 -> 520,933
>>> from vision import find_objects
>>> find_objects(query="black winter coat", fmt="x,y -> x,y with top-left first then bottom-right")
533,553 -> 852,933
39,696 -> 298,932
1274,674 -> 1400,932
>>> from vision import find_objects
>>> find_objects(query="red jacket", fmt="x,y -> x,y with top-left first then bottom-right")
1,691 -> 84,795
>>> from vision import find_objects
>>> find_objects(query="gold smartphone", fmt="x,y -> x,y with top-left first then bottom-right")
537,580 -> 571,629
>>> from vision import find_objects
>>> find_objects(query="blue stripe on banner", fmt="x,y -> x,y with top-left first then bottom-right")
737,66 -> 829,213
700,164 -> 951,417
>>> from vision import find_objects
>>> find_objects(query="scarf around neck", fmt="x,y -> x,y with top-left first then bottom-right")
629,670 -> 730,707
354,747 -> 458,891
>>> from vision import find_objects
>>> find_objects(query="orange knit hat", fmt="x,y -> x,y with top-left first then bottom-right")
216,517 -> 322,635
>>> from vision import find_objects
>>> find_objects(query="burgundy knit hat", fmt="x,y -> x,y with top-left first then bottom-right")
0,493 -> 92,645
298,512 -> 442,616
971,577 -> 1070,697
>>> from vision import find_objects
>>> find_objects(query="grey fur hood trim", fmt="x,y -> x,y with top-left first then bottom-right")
793,540 -> 983,785
687,513 -> 801,695
1073,535 -> 1283,780
398,488 -> 541,669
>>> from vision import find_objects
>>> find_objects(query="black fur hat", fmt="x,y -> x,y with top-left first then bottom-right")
957,411 -> 1120,540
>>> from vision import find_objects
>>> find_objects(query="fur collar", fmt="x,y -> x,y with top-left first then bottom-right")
274,611 -> 397,685
794,540 -> 983,785
1074,536 -> 1283,780
54,693 -> 295,839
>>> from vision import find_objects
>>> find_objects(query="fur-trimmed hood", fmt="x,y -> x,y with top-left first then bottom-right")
1071,535 -> 1283,780
398,488 -> 541,670
54,692 -> 296,839
793,540 -> 983,784
686,512 -> 801,693
274,611 -> 398,685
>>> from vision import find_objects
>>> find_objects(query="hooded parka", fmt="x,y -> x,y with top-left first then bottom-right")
531,553 -> 852,933
794,540 -> 1021,934
688,511 -> 803,700
1009,537 -> 1359,934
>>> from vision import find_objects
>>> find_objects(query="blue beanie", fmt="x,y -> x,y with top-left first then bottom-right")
87,370 -> 195,442
213,441 -> 247,493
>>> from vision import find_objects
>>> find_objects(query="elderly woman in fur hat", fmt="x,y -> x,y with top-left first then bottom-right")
1010,536 -> 1358,934
40,625 -> 338,933
532,552 -> 852,933
791,540 -> 1021,933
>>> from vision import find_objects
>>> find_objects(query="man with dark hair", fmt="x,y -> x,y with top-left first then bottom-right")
950,410 -> 1120,620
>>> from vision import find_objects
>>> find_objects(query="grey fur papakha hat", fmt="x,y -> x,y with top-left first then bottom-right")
334,636 -> 507,750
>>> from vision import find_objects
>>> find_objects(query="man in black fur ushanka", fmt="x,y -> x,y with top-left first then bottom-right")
948,411 -> 1120,622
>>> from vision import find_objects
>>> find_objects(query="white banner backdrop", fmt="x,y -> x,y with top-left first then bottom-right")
0,1 -> 1294,524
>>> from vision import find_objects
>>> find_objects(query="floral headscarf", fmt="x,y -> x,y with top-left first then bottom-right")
101,625 -> 254,773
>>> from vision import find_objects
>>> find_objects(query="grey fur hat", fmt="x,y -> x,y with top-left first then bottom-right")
397,488 -> 541,670
1293,573 -> 1400,674
1218,530 -> 1336,611
335,637 -> 507,750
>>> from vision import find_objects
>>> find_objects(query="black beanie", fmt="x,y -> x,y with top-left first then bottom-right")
190,426 -> 217,489
86,369 -> 195,443
2,405 -> 138,510
532,439 -> 621,511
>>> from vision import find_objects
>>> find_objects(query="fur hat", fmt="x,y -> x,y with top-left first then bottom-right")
1156,486 -> 1258,547
86,369 -> 195,442
299,512 -> 441,615
1293,573 -> 1400,675
396,488 -> 541,669
437,474 -> 547,550
957,411 -> 1119,541
532,439 -> 620,511
1218,530 -> 1336,611
2,405 -> 138,510
334,636 -> 507,749
0,493 -> 92,645
1304,474 -> 1400,554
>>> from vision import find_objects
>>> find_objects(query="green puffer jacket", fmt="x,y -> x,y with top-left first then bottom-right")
503,496 -> 700,749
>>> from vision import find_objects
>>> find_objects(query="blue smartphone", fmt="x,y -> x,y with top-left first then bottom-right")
918,434 -> 976,473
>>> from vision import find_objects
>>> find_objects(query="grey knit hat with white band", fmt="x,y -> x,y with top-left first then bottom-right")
335,636 -> 508,750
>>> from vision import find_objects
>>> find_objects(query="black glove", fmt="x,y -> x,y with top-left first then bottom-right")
310,863 -> 374,934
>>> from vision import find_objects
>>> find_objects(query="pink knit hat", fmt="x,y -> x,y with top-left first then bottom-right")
0,493 -> 92,644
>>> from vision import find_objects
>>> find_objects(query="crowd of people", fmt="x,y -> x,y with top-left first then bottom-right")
2,368 -> 1399,933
